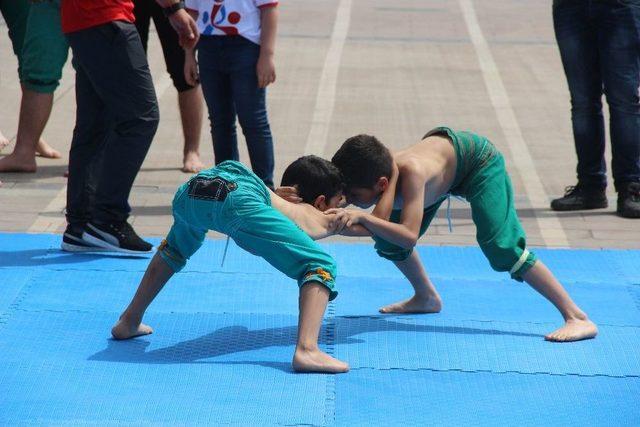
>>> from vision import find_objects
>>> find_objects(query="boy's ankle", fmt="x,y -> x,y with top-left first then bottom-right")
295,342 -> 319,353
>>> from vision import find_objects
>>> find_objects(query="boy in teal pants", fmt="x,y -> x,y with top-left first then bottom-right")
112,159 -> 350,373
325,127 -> 598,342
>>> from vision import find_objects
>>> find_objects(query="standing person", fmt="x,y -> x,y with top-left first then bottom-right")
133,0 -> 205,173
60,0 -> 199,254
0,0 -> 64,175
551,0 -> 640,218
183,0 -> 278,189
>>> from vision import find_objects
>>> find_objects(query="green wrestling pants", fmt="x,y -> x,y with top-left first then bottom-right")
159,161 -> 338,300
374,127 -> 537,281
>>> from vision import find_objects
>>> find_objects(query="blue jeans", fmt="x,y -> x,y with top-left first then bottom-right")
197,35 -> 275,189
553,0 -> 640,191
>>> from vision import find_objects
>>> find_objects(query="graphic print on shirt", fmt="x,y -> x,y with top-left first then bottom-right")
202,0 -> 241,35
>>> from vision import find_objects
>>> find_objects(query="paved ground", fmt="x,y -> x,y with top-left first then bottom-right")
1,0 -> 638,249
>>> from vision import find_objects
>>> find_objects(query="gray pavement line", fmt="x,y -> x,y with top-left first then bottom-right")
303,0 -> 352,157
26,71 -> 173,234
458,0 -> 569,247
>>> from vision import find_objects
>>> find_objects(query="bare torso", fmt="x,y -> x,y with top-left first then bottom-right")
393,134 -> 457,209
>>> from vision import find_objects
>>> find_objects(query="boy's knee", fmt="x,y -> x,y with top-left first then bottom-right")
158,239 -> 187,273
374,236 -> 412,262
299,257 -> 338,301
484,245 -> 537,282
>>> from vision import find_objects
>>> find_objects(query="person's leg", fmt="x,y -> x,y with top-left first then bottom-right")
468,152 -> 597,341
521,262 -> 597,341
132,0 -> 151,53
597,2 -> 640,217
149,3 -> 204,172
113,186 -> 206,338
551,0 -> 608,208
378,251 -> 442,314
197,37 -> 239,165
230,189 -> 347,373
229,38 -> 275,188
178,87 -> 205,172
111,252 -> 174,339
64,57 -> 110,230
374,206 -> 443,314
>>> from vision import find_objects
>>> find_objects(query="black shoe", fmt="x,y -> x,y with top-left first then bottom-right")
550,184 -> 608,211
617,182 -> 640,219
83,221 -> 153,254
61,224 -> 107,252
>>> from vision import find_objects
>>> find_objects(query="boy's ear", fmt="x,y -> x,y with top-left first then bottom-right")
376,176 -> 390,192
313,194 -> 327,210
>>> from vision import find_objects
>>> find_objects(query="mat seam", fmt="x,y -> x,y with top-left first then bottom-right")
323,301 -> 337,427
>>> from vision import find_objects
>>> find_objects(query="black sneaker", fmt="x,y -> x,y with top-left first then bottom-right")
83,221 -> 153,254
61,224 -> 107,252
617,182 -> 640,219
550,184 -> 608,211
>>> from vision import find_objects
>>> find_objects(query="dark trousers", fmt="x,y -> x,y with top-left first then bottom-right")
133,0 -> 192,92
65,21 -> 159,226
553,0 -> 640,191
197,35 -> 275,189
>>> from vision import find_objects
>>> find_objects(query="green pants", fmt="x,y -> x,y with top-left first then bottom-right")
160,161 -> 338,300
1,0 -> 30,76
0,0 -> 68,92
374,127 -> 537,281
21,0 -> 68,93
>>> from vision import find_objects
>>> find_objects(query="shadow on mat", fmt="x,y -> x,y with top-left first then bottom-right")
0,249 -> 150,268
89,317 -> 544,371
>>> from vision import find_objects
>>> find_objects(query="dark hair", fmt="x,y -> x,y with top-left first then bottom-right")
281,155 -> 345,204
331,134 -> 393,189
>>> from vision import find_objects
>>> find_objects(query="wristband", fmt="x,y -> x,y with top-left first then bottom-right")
162,1 -> 185,17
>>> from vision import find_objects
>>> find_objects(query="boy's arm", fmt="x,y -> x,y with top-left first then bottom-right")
371,161 -> 399,221
257,5 -> 278,88
331,168 -> 425,248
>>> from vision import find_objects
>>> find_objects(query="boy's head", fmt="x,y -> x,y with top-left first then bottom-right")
331,134 -> 393,208
281,155 -> 346,211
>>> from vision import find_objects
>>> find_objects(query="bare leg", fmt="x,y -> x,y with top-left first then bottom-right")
0,89 -> 59,173
292,282 -> 349,373
178,86 -> 205,173
522,261 -> 597,342
379,251 -> 442,314
111,252 -> 175,340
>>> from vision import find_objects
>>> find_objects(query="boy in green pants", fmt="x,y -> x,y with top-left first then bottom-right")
325,127 -> 598,342
112,159 -> 350,373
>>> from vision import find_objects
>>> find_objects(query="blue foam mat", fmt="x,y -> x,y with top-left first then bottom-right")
1,233 -> 639,425
333,277 -> 640,326
335,369 -> 640,426
333,316 -> 640,376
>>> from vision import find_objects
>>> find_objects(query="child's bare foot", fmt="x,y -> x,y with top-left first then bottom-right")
182,151 -> 204,173
292,346 -> 349,373
35,139 -> 61,159
0,153 -> 37,173
379,294 -> 442,314
545,318 -> 598,342
111,317 -> 153,340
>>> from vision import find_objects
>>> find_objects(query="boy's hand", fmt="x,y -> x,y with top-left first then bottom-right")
257,53 -> 276,88
275,186 -> 302,203
184,52 -> 199,86
325,208 -> 366,228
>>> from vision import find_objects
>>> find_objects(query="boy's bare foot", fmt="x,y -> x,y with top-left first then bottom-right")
379,294 -> 442,314
182,151 -> 204,173
111,317 -> 153,340
35,139 -> 61,159
0,153 -> 37,173
545,318 -> 598,342
292,347 -> 349,373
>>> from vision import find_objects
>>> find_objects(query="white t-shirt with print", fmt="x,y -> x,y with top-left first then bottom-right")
185,0 -> 278,45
